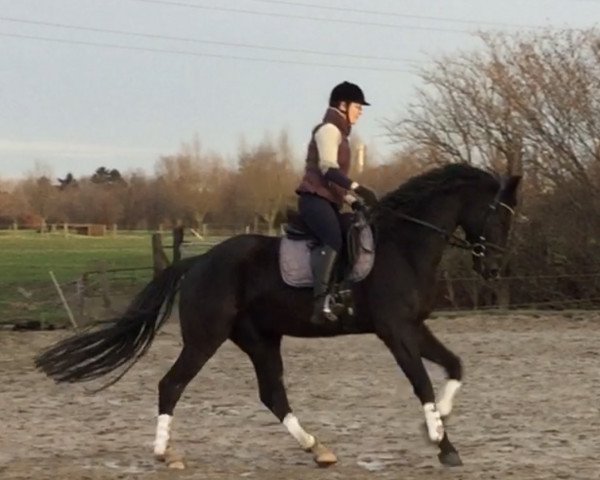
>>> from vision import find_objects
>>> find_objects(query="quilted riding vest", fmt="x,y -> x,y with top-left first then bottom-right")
296,107 -> 351,207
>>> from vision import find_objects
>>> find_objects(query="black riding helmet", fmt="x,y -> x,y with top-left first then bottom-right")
329,81 -> 370,106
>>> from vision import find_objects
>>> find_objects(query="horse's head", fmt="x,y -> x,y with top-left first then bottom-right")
459,174 -> 521,280
373,164 -> 522,280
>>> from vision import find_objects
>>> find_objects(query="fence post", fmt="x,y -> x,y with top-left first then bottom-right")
49,270 -> 78,329
173,226 -> 184,263
495,277 -> 510,309
469,278 -> 480,309
443,270 -> 457,309
99,261 -> 111,310
152,233 -> 170,277
76,274 -> 87,323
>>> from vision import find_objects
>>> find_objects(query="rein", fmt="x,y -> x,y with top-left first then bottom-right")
371,201 -> 514,258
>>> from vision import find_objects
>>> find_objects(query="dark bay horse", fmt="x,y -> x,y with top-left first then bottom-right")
35,163 -> 521,470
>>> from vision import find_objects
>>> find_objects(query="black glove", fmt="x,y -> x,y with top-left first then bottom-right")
353,185 -> 378,207
350,198 -> 366,212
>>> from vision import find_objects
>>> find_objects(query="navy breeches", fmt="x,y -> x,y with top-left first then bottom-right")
298,193 -> 351,253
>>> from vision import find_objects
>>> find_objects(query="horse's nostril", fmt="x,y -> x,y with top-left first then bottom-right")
489,268 -> 500,279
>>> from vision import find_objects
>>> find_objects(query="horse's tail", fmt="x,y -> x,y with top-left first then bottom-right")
35,256 -> 199,390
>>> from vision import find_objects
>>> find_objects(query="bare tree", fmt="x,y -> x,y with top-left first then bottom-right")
389,28 -> 600,192
0,179 -> 29,226
18,175 -> 59,224
155,138 -> 227,227
386,28 -> 600,306
387,48 -> 524,176
235,132 -> 298,234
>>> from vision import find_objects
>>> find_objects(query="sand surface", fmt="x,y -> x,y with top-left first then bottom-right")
1,312 -> 598,479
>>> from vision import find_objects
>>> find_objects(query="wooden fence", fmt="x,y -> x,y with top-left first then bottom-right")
4,226 -> 600,331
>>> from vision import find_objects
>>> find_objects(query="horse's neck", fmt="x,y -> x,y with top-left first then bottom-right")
389,196 -> 461,277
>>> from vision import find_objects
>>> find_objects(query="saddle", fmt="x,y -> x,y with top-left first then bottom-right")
279,208 -> 375,290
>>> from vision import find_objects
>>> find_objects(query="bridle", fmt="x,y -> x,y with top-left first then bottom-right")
467,194 -> 515,258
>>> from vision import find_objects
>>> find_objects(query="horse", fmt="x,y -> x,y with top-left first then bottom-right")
35,163 -> 521,470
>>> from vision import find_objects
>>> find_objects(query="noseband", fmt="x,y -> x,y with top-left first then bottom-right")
469,199 -> 515,258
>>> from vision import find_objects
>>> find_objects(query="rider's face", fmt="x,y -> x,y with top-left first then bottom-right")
341,102 -> 363,125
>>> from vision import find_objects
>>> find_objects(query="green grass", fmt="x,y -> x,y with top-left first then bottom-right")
0,230 -> 170,326
0,230 -> 155,284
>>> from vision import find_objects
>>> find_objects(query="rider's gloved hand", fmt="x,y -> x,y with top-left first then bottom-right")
351,184 -> 378,208
350,198 -> 367,212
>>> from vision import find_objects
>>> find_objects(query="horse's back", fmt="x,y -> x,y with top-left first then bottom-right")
180,233 -> 281,299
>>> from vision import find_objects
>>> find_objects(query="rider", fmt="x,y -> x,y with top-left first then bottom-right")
295,81 -> 378,325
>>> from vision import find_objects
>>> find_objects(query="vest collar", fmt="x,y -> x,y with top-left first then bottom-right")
322,107 -> 351,137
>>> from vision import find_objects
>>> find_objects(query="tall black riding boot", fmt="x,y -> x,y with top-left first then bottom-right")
309,245 -> 339,325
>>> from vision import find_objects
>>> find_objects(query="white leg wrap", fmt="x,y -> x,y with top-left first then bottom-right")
154,414 -> 172,456
283,413 -> 316,450
437,379 -> 462,417
423,403 -> 444,443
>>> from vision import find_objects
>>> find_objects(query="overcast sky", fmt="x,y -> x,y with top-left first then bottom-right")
2,0 -> 600,179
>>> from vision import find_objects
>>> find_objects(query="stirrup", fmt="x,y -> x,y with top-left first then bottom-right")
322,294 -> 338,322
310,294 -> 338,324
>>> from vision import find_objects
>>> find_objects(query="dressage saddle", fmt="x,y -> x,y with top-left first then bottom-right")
279,208 -> 375,319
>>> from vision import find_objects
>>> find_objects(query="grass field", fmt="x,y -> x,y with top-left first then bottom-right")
0,230 -> 154,284
0,230 -> 213,327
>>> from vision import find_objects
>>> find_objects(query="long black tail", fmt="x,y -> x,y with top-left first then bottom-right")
35,256 -> 199,390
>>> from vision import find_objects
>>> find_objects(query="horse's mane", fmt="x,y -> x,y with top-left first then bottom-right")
374,163 -> 499,218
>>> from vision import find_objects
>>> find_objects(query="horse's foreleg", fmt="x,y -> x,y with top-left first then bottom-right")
418,324 -> 463,417
377,323 -> 462,467
437,380 -> 462,417
231,328 -> 337,467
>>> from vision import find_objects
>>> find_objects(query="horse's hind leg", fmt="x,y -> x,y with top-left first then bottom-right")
154,306 -> 233,468
419,324 -> 463,417
230,323 -> 337,467
154,344 -> 219,468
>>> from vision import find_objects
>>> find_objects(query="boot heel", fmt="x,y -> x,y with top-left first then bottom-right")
322,295 -> 338,322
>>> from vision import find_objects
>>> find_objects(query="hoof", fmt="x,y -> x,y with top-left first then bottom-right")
310,440 -> 338,468
438,451 -> 463,467
166,450 -> 186,470
156,447 -> 186,470
167,459 -> 186,470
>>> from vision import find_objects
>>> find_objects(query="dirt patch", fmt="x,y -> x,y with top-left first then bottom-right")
1,313 -> 598,479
